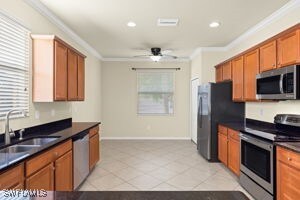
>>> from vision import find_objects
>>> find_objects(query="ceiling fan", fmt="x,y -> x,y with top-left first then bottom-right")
134,47 -> 177,62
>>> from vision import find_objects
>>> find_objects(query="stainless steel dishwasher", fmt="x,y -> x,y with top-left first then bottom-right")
73,131 -> 89,190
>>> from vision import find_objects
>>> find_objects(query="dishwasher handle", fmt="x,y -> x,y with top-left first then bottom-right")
72,130 -> 89,141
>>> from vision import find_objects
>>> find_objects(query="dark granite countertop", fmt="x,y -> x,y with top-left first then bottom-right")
24,191 -> 249,200
275,142 -> 300,153
0,121 -> 100,171
218,121 -> 246,131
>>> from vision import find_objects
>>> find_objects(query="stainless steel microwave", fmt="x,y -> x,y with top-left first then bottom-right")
256,65 -> 300,100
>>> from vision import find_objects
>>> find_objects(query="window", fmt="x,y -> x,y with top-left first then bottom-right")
0,12 -> 30,120
137,70 -> 174,115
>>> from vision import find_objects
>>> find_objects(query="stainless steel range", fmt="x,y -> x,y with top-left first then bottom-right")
240,114 -> 300,200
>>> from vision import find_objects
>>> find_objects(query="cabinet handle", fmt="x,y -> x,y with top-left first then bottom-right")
272,64 -> 276,67
52,166 -> 55,171
288,157 -> 292,161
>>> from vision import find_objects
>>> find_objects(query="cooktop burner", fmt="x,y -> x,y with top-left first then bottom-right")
243,114 -> 300,142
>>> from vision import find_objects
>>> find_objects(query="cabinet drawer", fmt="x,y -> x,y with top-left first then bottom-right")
26,140 -> 72,176
218,125 -> 228,136
89,126 -> 99,138
277,146 -> 300,169
0,163 -> 24,190
228,129 -> 240,141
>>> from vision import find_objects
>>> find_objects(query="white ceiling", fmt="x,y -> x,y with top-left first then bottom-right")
39,0 -> 290,59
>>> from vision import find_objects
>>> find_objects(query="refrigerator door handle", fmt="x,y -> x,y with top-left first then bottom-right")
198,96 -> 203,128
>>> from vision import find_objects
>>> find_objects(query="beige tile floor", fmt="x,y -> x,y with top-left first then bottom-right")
79,140 -> 254,199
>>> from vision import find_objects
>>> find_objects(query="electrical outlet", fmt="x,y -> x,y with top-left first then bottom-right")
260,108 -> 264,116
35,111 -> 40,119
51,109 -> 55,117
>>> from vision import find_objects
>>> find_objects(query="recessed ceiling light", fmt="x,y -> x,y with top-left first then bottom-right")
127,21 -> 136,27
209,22 -> 220,28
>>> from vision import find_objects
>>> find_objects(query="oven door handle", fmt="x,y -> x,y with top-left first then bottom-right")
240,133 -> 273,151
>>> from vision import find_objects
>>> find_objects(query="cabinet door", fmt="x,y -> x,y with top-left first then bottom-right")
77,55 -> 85,100
216,65 -> 223,83
232,56 -> 244,101
228,137 -> 240,176
26,163 -> 54,190
222,61 -> 232,81
259,41 -> 277,72
218,133 -> 228,166
55,151 -> 73,191
244,49 -> 259,101
277,161 -> 300,200
54,41 -> 68,101
277,30 -> 300,68
67,49 -> 78,101
0,164 -> 24,190
89,133 -> 100,170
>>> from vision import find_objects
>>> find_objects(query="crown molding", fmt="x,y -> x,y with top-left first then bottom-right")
24,0 -> 103,60
24,0 -> 300,63
190,0 -> 300,60
102,57 -> 190,62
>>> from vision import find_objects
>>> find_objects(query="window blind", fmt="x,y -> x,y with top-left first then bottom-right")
0,12 -> 30,119
137,71 -> 174,115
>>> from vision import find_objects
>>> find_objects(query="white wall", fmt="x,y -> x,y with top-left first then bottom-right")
101,61 -> 190,138
191,4 -> 300,122
0,0 -> 102,133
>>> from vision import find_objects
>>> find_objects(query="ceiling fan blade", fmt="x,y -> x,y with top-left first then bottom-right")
162,54 -> 177,59
161,49 -> 173,54
133,55 -> 152,58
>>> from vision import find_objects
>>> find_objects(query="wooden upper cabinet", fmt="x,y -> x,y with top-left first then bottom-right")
277,147 -> 300,200
260,40 -> 277,72
67,49 -> 78,100
54,41 -> 68,101
222,61 -> 232,81
215,65 -> 223,83
55,151 -> 73,191
232,56 -> 244,101
277,29 -> 300,68
244,49 -> 259,101
32,35 -> 86,102
77,55 -> 85,100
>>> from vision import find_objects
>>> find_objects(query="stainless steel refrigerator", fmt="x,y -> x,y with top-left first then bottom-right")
197,82 -> 245,162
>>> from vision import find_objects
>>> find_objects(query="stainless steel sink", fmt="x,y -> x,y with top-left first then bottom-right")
0,145 -> 36,154
18,137 -> 59,146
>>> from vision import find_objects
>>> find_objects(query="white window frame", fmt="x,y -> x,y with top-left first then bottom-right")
0,11 -> 30,120
136,69 -> 175,116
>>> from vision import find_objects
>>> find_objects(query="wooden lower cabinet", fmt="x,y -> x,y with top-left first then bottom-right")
228,132 -> 240,176
55,151 -> 73,191
25,140 -> 73,191
26,163 -> 54,190
89,133 -> 100,170
218,125 -> 240,176
277,147 -> 300,200
0,163 -> 24,190
218,132 -> 228,165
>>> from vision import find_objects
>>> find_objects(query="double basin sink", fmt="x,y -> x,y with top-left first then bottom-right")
0,136 -> 60,154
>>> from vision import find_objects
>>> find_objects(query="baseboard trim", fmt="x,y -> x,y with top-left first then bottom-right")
101,137 -> 191,140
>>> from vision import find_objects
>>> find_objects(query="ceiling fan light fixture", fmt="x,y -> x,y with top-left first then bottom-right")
150,55 -> 162,62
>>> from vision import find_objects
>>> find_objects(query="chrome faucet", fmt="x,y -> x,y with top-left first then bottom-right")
5,109 -> 27,145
